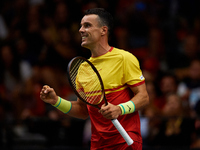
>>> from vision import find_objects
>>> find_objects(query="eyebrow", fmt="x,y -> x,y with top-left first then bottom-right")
80,21 -> 89,25
80,21 -> 90,25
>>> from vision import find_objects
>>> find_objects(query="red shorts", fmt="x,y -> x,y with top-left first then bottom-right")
91,141 -> 142,150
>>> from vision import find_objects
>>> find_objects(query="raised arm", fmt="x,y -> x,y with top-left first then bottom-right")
40,85 -> 89,119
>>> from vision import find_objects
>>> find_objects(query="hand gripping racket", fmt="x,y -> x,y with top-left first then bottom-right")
67,56 -> 134,146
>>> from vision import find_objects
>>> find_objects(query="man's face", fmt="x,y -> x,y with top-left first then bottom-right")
79,14 -> 102,49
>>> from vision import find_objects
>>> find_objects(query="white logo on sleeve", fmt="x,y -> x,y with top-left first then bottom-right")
140,75 -> 144,80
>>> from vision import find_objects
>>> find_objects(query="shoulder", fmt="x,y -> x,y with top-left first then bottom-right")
113,47 -> 138,59
113,48 -> 140,66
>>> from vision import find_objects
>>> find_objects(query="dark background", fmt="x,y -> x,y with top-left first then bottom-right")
0,0 -> 200,149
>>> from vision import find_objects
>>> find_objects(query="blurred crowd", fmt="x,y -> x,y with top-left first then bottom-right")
0,0 -> 200,149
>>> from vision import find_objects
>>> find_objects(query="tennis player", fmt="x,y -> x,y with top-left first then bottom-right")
40,8 -> 149,150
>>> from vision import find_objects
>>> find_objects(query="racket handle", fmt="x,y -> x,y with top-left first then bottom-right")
111,119 -> 134,146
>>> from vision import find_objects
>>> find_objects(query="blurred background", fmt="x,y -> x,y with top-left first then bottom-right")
0,0 -> 200,149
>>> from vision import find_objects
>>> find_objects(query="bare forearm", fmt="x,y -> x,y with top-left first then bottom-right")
53,97 -> 89,119
67,101 -> 89,119
130,84 -> 149,111
130,91 -> 149,111
40,85 -> 89,120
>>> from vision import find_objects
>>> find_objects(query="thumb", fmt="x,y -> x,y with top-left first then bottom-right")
44,88 -> 49,94
43,85 -> 50,93
101,103 -> 109,111
101,103 -> 106,109
44,87 -> 52,94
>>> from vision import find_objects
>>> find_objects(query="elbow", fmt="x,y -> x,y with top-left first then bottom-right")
78,109 -> 89,120
82,107 -> 89,120
81,113 -> 89,120
73,113 -> 89,120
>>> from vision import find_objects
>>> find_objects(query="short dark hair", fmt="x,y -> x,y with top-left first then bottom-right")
84,8 -> 114,36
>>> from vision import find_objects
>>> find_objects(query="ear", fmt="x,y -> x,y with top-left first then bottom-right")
101,26 -> 108,36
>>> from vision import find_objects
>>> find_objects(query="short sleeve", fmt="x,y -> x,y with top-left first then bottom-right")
123,51 -> 145,87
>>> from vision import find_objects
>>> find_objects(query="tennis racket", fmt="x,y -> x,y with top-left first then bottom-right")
67,56 -> 134,146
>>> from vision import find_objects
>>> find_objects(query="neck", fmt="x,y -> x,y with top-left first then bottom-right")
90,43 -> 111,57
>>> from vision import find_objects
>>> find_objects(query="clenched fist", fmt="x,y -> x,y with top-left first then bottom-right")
40,85 -> 58,105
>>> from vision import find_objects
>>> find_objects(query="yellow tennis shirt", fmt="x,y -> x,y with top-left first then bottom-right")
89,47 -> 145,93
81,47 -> 145,148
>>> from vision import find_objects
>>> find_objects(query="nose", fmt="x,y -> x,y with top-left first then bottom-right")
79,26 -> 84,33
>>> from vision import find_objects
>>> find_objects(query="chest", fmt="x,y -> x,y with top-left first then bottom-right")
91,58 -> 124,90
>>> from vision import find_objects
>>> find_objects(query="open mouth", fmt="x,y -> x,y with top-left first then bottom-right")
82,36 -> 86,41
81,33 -> 88,41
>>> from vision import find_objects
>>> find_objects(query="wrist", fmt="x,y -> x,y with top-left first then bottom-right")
52,96 -> 59,105
117,105 -> 122,116
118,101 -> 135,115
52,96 -> 72,114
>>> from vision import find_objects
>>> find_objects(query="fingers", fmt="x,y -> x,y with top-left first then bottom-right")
40,85 -> 50,94
99,103 -> 108,114
43,85 -> 50,93
99,103 -> 121,119
40,85 -> 51,100
99,103 -> 114,119
40,85 -> 58,105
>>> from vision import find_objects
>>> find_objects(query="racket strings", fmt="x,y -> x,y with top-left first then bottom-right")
77,63 -> 102,104
70,59 -> 84,81
85,77 -> 102,104
82,63 -> 102,104
70,59 -> 85,87
70,59 -> 103,105
70,60 -> 85,97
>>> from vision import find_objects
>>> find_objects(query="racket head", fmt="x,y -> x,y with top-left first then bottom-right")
67,56 -> 107,109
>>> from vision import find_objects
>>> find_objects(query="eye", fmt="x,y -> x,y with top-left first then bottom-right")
84,23 -> 91,28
